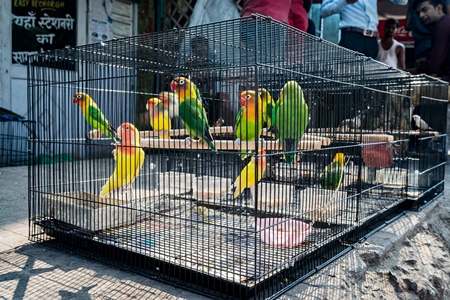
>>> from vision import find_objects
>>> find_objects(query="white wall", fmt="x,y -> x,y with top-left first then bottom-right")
0,0 -> 136,119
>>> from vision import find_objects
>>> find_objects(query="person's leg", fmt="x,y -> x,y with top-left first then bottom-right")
364,36 -> 378,59
339,32 -> 378,59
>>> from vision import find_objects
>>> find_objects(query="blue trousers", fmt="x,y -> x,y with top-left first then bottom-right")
339,31 -> 378,59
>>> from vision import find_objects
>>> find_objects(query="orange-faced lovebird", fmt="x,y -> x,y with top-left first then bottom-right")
169,76 -> 216,151
235,90 -> 263,160
72,92 -> 117,142
146,97 -> 171,139
100,123 -> 145,198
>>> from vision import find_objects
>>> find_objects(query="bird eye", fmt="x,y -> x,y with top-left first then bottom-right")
126,126 -> 130,130
77,94 -> 82,99
179,79 -> 185,85
246,94 -> 252,99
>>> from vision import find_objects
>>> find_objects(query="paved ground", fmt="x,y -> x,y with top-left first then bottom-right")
0,163 -> 448,299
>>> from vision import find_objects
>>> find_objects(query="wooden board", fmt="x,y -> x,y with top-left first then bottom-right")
391,130 -> 440,137
140,138 -> 322,151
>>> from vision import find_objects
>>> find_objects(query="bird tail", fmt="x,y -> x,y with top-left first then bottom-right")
100,175 -> 118,198
282,138 -> 297,165
203,133 -> 217,152
107,123 -> 117,143
239,149 -> 255,161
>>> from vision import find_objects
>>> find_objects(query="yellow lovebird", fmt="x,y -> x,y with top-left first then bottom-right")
146,97 -> 172,139
232,150 -> 267,199
100,123 -> 145,198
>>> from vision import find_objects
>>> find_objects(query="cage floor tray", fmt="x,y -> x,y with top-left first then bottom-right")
43,191 -> 137,231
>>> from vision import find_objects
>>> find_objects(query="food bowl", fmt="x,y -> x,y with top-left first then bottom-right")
361,143 -> 394,168
253,218 -> 312,248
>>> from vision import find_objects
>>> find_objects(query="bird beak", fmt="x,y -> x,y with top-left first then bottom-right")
240,95 -> 246,106
170,81 -> 177,91
72,96 -> 78,104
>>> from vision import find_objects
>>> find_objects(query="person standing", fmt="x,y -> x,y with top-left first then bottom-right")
408,0 -> 450,82
240,0 -> 294,62
289,0 -> 309,32
376,18 -> 405,69
241,0 -> 292,23
405,0 -> 450,63
320,0 -> 408,59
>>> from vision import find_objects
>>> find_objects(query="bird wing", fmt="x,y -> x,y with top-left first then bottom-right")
234,106 -> 244,136
179,98 -> 211,140
87,105 -> 116,141
233,159 -> 257,199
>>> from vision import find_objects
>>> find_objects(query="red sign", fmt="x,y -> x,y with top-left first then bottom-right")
377,19 -> 414,42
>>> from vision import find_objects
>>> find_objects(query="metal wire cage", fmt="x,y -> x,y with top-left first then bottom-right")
27,15 -> 448,299
0,119 -> 34,167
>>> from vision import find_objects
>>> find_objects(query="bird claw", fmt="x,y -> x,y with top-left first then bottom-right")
260,138 -> 266,149
234,138 -> 241,148
120,185 -> 133,194
185,137 -> 192,146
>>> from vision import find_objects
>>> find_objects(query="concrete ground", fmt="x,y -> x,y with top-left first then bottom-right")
0,163 -> 448,299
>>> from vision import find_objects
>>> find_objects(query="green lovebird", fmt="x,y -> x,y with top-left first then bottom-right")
72,92 -> 117,143
258,88 -> 275,128
235,90 -> 263,160
169,76 -> 216,152
322,153 -> 345,190
272,81 -> 308,164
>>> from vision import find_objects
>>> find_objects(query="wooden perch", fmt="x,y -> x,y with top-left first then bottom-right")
260,129 -> 331,146
139,138 -> 322,151
343,133 -> 394,143
391,130 -> 440,137
140,126 -> 233,138
141,126 -> 330,147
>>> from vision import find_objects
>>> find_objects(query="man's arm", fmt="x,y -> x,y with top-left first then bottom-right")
320,0 -> 353,18
417,18 -> 450,75
396,44 -> 405,70
389,0 -> 408,5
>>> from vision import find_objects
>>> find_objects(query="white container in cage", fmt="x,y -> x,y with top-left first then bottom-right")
43,191 -> 137,231
159,171 -> 195,195
361,166 -> 410,187
192,175 -> 231,203
273,162 -> 314,182
253,182 -> 295,214
297,188 -> 349,223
